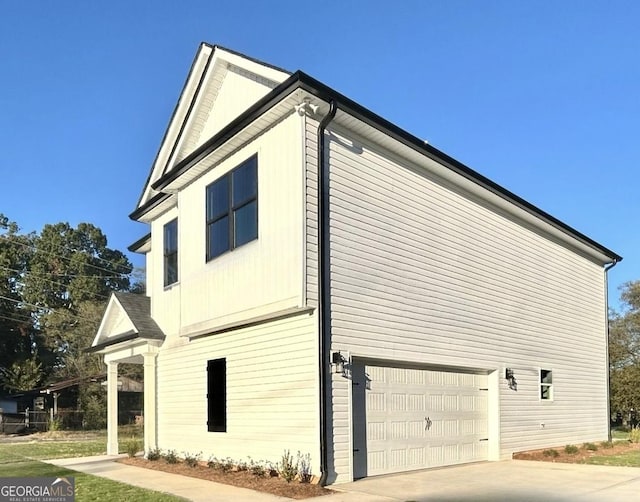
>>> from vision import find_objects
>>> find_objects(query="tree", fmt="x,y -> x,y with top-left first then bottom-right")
0,216 -> 136,400
0,214 -> 50,391
609,281 -> 640,425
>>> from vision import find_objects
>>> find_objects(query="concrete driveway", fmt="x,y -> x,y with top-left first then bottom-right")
326,460 -> 640,502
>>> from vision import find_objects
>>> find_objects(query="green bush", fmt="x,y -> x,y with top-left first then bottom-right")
47,416 -> 62,432
164,449 -> 179,464
600,440 -> 614,449
124,438 -> 142,458
583,442 -> 598,451
183,451 -> 201,468
249,458 -> 266,478
542,449 -> 559,458
146,448 -> 162,461
630,427 -> 640,444
564,444 -> 579,454
278,450 -> 298,483
82,393 -> 107,430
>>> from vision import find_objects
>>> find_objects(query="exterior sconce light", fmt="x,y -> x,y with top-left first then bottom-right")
505,368 -> 517,391
332,351 -> 347,374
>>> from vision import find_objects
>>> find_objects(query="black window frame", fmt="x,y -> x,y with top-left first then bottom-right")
207,358 -> 227,432
163,218 -> 178,286
206,155 -> 258,261
540,369 -> 553,401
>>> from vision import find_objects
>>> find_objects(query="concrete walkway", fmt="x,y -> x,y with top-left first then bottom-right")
44,456 -> 640,502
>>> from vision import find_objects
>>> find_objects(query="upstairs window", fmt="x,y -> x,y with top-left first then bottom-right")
540,369 -> 553,400
207,358 -> 226,432
206,155 -> 258,261
163,218 -> 178,286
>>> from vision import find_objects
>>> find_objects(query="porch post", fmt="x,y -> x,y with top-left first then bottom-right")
106,361 -> 119,455
143,351 -> 158,453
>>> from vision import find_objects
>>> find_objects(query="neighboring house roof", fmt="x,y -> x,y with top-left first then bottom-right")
130,44 -> 621,265
35,374 -> 143,394
88,292 -> 164,353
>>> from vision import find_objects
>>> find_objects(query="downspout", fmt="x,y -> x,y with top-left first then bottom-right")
604,258 -> 620,442
317,100 -> 337,486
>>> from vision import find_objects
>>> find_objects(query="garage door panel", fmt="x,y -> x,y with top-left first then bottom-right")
358,364 -> 489,477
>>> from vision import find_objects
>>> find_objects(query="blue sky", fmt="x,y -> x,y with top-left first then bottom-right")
1,1 -> 637,308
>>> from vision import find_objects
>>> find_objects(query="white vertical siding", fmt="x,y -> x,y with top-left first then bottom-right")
155,112 -> 306,335
149,207 -> 180,337
156,310 -> 320,470
322,127 -> 607,477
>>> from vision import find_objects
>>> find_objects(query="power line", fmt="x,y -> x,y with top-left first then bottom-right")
0,234 -> 133,276
0,295 -> 101,325
0,266 -> 111,301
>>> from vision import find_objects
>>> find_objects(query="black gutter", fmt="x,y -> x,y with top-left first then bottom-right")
152,71 -> 305,192
128,232 -> 151,253
129,192 -> 172,221
317,101 -> 337,487
145,69 -> 620,262
604,258 -> 620,442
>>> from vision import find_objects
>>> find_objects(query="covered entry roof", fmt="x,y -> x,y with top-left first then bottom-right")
88,292 -> 165,354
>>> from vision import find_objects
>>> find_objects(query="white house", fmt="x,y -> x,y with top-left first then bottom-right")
90,43 -> 621,484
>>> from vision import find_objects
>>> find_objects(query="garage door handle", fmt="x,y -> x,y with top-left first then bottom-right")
424,417 -> 432,431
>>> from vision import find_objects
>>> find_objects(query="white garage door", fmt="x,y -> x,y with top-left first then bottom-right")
354,365 -> 488,477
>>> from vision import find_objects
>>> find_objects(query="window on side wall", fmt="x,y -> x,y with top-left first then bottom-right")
163,218 -> 178,286
540,369 -> 553,400
207,358 -> 226,432
206,155 -> 258,261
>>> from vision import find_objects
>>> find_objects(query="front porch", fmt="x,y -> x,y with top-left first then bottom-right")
87,292 -> 165,455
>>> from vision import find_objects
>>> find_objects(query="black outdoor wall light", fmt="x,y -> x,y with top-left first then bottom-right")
505,368 -> 518,391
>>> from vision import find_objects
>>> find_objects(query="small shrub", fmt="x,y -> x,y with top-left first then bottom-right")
146,448 -> 162,461
600,440 -> 614,449
583,442 -> 598,451
207,456 -> 219,469
267,461 -> 279,477
297,451 -> 312,483
630,427 -> 640,444
278,449 -> 298,483
220,457 -> 234,472
47,416 -> 62,432
164,449 -> 179,464
183,451 -> 201,468
236,459 -> 248,471
249,459 -> 266,478
564,444 -> 579,454
542,449 -> 559,458
124,438 -> 143,458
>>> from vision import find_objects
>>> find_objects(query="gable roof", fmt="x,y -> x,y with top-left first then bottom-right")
131,62 -> 621,264
89,292 -> 164,353
135,43 -> 291,211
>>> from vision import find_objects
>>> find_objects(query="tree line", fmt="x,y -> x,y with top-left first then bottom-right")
0,213 -> 141,426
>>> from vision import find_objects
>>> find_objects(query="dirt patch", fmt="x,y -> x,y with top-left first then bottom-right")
118,457 -> 333,499
513,440 -> 640,464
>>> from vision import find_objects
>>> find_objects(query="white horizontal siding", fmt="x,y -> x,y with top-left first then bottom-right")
325,127 -> 608,472
305,117 -> 320,306
156,311 -> 320,469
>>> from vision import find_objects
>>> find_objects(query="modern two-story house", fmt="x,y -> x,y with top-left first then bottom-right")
90,43 -> 621,484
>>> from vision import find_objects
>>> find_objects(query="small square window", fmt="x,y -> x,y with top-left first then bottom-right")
540,369 -> 553,400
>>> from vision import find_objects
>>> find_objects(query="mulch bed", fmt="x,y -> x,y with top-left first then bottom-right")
513,440 -> 640,464
118,457 -> 333,499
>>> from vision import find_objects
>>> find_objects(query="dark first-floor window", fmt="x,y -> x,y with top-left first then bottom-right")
207,358 -> 226,432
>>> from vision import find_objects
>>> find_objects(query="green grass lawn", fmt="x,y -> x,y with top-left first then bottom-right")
584,449 -> 640,467
0,429 -> 185,502
1,461 -> 185,502
611,428 -> 631,440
